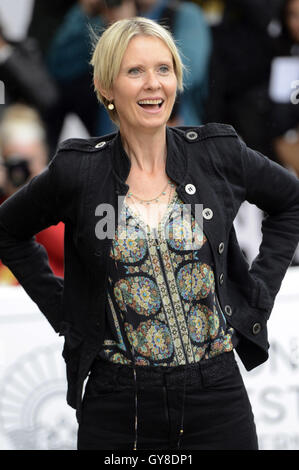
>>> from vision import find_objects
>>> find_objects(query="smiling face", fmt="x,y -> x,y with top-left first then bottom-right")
107,34 -> 178,134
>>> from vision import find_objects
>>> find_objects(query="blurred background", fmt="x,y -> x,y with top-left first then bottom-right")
0,0 -> 299,450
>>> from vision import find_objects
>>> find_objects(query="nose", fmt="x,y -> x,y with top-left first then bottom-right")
144,70 -> 161,90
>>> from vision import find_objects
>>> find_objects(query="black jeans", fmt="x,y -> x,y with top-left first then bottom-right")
77,351 -> 258,450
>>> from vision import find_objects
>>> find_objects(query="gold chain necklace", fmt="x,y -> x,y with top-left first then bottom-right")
128,180 -> 175,236
127,180 -> 175,205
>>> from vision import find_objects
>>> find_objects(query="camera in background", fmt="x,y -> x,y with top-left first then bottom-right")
4,156 -> 31,188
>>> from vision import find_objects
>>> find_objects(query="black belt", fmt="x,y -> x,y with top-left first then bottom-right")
91,350 -> 237,388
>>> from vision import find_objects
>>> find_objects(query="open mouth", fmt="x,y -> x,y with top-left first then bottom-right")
137,99 -> 164,111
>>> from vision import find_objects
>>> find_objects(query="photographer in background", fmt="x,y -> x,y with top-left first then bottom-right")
0,104 -> 64,284
0,21 -> 59,125
28,0 -> 77,56
45,0 -> 137,154
0,106 -> 48,197
204,0 -> 281,157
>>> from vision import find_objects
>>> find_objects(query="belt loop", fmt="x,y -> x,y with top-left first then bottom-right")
195,362 -> 203,389
163,367 -> 170,388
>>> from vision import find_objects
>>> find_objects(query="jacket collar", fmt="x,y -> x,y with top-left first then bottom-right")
111,126 -> 188,193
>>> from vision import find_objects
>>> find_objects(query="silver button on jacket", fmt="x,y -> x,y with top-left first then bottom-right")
185,183 -> 196,195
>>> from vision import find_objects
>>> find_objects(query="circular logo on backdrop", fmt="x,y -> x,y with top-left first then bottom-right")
0,344 -> 77,450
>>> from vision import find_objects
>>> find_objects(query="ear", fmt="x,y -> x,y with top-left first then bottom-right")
94,78 -> 113,102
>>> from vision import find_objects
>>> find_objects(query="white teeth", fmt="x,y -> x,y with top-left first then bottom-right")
138,99 -> 163,105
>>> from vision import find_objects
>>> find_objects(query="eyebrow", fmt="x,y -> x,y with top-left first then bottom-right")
124,60 -> 174,69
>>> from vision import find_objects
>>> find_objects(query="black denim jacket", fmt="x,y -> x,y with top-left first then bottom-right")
1,123 -> 299,422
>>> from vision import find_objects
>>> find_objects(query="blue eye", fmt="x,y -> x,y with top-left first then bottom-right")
159,65 -> 169,73
128,68 -> 140,75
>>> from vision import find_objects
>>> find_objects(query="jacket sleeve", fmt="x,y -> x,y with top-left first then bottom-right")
239,139 -> 299,308
0,146 -> 75,333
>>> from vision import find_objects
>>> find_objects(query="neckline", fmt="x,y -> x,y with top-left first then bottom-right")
124,191 -> 179,237
112,127 -> 189,190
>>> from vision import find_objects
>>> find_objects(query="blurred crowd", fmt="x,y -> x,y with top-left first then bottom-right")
0,0 -> 299,285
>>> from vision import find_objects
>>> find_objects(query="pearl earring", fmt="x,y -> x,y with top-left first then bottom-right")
108,102 -> 115,110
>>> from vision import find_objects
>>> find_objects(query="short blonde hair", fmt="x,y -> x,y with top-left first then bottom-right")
90,17 -> 185,125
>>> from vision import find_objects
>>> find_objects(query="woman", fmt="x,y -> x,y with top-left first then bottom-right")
0,17 -> 299,451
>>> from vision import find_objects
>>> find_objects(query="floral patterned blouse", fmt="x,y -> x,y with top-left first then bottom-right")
98,192 -> 237,366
